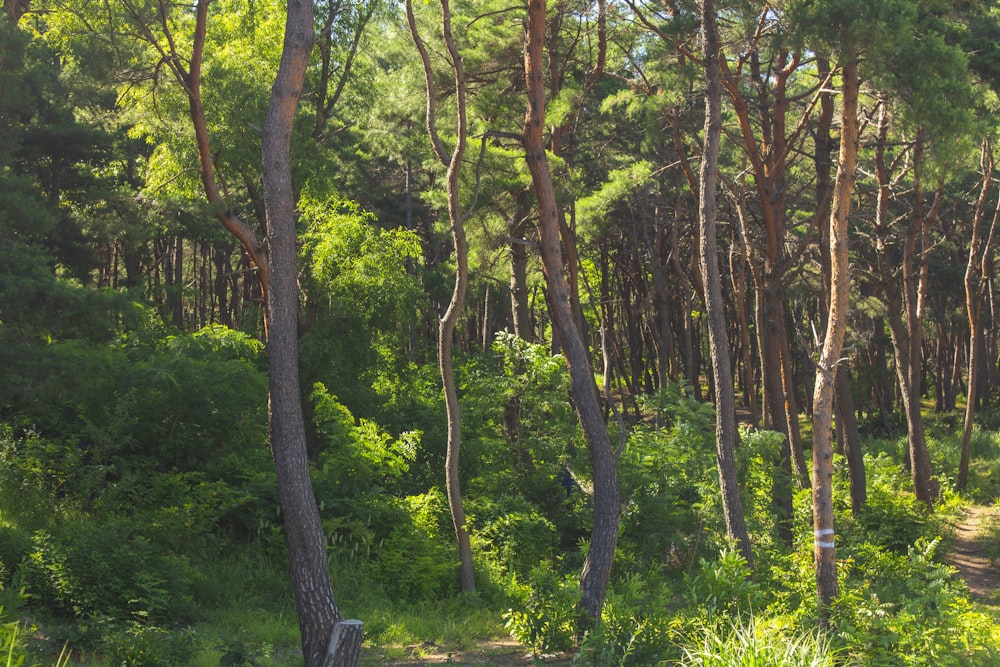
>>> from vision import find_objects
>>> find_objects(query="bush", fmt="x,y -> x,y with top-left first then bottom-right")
20,520 -> 197,622
576,574 -> 679,666
853,483 -> 931,554
100,622 -> 199,667
361,491 -> 457,602
503,566 -> 579,655
617,386 -> 719,573
831,537 -> 1000,665
474,494 -> 559,577
683,549 -> 763,617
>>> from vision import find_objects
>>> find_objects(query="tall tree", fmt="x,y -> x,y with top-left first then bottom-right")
811,48 -> 859,615
697,0 -> 752,570
871,114 -> 939,506
405,0 -> 475,593
262,0 -> 361,664
522,0 -> 619,626
958,139 -> 998,490
815,55 -> 866,514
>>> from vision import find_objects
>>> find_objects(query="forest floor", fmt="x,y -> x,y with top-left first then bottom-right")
359,503 -> 1000,665
949,503 -> 1000,604
361,638 -> 573,666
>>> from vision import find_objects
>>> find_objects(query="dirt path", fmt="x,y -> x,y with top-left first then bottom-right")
949,504 -> 1000,603
361,638 -> 574,666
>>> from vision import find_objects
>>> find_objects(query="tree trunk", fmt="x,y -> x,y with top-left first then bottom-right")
262,2 -> 360,665
509,208 -> 534,342
873,106 -> 937,506
523,0 -> 619,626
405,0 -> 475,593
815,55 -> 864,513
812,54 -> 858,616
3,0 -> 28,25
697,0 -> 752,569
901,138 -> 938,505
836,364 -> 866,513
959,139 -> 997,490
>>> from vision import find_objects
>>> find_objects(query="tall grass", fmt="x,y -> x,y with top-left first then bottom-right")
678,616 -> 835,667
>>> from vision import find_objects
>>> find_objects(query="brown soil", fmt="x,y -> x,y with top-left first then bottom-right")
361,638 -> 574,666
948,504 -> 1000,604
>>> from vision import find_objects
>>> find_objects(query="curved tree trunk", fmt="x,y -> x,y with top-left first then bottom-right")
698,0 -> 753,570
523,0 -> 619,626
405,0 -> 475,593
121,0 -> 269,304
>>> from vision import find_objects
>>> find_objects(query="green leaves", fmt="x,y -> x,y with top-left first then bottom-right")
301,195 -> 423,326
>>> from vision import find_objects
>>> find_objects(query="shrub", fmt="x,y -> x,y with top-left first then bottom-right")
20,520 -> 196,622
503,566 -> 579,655
576,574 -> 679,666
474,494 -> 559,577
362,491 -> 457,602
683,549 -> 763,617
99,622 -> 199,667
831,537 -> 1000,665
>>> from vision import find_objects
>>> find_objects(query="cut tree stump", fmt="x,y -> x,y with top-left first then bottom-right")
323,619 -> 363,667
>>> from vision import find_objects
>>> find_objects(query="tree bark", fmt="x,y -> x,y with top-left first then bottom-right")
3,0 -> 28,25
721,42 -> 810,493
959,139 -> 998,490
509,192 -> 534,342
523,0 -> 619,626
812,53 -> 858,617
405,0 -> 475,593
698,0 -> 753,569
873,106 -> 937,506
262,2 -> 360,665
814,56 -> 865,513
836,364 -> 866,513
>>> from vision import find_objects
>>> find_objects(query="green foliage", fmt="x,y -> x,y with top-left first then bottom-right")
1,619 -> 26,667
617,384 -> 718,571
576,574 -> 679,666
678,616 -> 836,667
830,537 -> 1000,665
299,195 -> 427,418
854,480 -> 932,554
216,630 -> 273,667
21,520 -> 197,622
311,382 -> 419,485
576,161 -> 655,231
683,549 -> 763,618
473,495 -> 559,578
99,622 -> 199,667
503,566 -> 579,655
363,491 -> 457,602
736,427 -> 788,544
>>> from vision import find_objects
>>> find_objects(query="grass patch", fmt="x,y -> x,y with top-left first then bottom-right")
678,616 -> 835,667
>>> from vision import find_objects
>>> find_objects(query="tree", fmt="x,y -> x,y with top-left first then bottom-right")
697,0 -> 752,570
958,140 -> 997,491
263,0 -> 362,663
405,0 -> 475,594
810,47 -> 858,615
120,0 -> 270,302
522,0 -> 619,626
